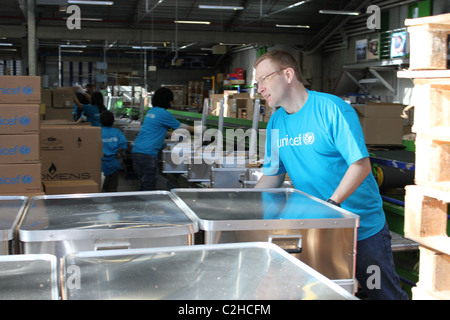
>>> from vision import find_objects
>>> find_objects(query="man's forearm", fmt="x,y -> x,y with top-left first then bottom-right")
254,173 -> 286,189
329,157 -> 372,204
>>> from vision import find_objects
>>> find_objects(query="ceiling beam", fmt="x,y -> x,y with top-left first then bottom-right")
0,24 -> 308,47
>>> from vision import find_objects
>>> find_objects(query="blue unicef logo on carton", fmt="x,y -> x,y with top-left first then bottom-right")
0,85 -> 33,96
19,116 -> 31,126
21,175 -> 33,184
20,145 -> 31,155
22,86 -> 33,95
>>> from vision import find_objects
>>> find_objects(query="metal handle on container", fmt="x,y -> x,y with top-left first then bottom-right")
94,239 -> 131,251
268,234 -> 302,254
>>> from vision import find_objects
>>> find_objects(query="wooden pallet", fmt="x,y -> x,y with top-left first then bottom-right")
412,246 -> 450,300
405,13 -> 450,70
404,185 -> 450,256
411,78 -> 450,133
414,134 -> 450,190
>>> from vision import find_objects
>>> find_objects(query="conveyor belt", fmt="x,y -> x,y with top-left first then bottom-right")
369,150 -> 415,171
390,231 -> 419,252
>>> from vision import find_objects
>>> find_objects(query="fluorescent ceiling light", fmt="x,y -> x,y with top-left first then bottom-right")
68,1 -> 114,5
179,42 -> 197,50
319,10 -> 360,15
132,46 -> 157,50
0,43 -> 13,46
288,1 -> 308,9
199,5 -> 244,10
174,20 -> 210,25
276,24 -> 310,28
60,44 -> 87,48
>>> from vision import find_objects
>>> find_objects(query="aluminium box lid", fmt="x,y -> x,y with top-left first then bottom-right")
62,242 -> 357,300
171,188 -> 359,231
0,254 -> 58,300
18,191 -> 198,242
0,196 -> 28,241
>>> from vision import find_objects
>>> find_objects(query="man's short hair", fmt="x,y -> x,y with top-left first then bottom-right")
254,49 -> 303,83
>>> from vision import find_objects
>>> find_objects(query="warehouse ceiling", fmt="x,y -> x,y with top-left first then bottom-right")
0,0 -> 419,68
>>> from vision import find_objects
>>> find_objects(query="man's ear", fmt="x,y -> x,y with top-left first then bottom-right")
284,68 -> 295,83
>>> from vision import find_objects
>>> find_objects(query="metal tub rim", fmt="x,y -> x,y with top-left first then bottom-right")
171,188 -> 360,232
18,191 -> 199,242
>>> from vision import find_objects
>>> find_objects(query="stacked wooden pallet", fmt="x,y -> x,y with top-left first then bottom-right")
398,13 -> 450,300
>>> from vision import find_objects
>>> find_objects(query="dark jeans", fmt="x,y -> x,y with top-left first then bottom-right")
132,153 -> 159,191
355,222 -> 409,300
102,170 -> 120,192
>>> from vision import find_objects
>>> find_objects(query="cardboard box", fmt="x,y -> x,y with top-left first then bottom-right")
0,163 -> 42,193
43,180 -> 99,195
353,102 -> 405,119
0,104 -> 40,134
353,102 -> 405,145
0,134 -> 40,164
41,88 -> 52,107
52,87 -> 74,108
43,105 -> 74,121
0,76 -> 41,104
40,125 -> 102,190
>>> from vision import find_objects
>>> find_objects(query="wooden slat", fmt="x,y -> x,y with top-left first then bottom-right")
404,185 -> 450,256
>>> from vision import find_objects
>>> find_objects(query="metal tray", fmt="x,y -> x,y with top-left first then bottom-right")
18,191 -> 198,258
0,254 -> 58,300
0,196 -> 28,255
61,242 -> 357,300
171,188 -> 359,293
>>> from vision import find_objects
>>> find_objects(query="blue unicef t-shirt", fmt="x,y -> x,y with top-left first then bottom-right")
263,90 -> 385,240
132,107 -> 181,157
101,126 -> 128,175
82,104 -> 101,127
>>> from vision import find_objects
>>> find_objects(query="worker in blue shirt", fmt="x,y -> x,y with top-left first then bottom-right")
100,110 -> 128,192
73,86 -> 106,127
253,49 -> 408,300
132,87 -> 194,190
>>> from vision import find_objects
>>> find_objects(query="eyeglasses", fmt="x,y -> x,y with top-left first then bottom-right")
254,68 -> 286,91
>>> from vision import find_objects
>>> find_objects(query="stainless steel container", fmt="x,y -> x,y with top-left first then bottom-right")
161,142 -> 191,174
0,254 -> 58,300
0,196 -> 28,255
18,191 -> 198,259
187,150 -> 224,182
172,188 -> 359,294
210,154 -> 248,188
240,167 -> 293,188
61,242 -> 357,300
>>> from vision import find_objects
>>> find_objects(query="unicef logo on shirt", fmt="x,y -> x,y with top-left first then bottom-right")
303,132 -> 315,145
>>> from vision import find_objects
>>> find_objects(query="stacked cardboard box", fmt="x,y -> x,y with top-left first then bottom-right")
42,87 -> 74,121
188,81 -> 204,107
208,93 -> 271,122
0,76 -> 43,195
40,123 -> 102,194
352,102 -> 405,145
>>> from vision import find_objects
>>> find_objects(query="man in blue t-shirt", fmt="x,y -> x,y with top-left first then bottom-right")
132,87 -> 194,190
253,49 -> 408,300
